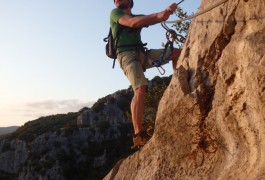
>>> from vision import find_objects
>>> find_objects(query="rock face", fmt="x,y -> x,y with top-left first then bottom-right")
0,139 -> 28,174
104,0 -> 265,179
77,103 -> 127,127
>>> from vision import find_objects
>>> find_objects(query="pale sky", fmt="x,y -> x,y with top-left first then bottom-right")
0,0 -> 201,127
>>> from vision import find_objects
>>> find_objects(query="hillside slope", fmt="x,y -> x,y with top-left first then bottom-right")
104,0 -> 265,179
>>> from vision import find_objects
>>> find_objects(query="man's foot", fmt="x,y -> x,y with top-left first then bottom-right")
131,131 -> 151,149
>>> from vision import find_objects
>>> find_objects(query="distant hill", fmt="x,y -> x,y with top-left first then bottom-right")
0,126 -> 19,135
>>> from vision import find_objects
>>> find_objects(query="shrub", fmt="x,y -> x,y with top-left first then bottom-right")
7,112 -> 78,142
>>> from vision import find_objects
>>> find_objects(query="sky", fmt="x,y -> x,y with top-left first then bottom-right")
0,0 -> 201,127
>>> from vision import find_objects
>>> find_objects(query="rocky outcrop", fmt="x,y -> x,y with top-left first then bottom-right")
104,0 -> 265,179
0,90 -> 132,179
0,139 -> 28,174
77,104 -> 127,127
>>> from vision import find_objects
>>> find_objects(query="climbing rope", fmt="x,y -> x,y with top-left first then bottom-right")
164,0 -> 229,24
176,0 -> 185,5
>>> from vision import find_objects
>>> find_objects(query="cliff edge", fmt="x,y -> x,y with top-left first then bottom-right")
104,0 -> 265,179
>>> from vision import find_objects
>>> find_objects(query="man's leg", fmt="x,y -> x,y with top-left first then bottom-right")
131,85 -> 151,147
117,51 -> 150,147
131,85 -> 146,134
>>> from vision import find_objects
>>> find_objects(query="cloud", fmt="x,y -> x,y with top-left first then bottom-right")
0,99 -> 95,126
26,99 -> 94,111
24,99 -> 94,116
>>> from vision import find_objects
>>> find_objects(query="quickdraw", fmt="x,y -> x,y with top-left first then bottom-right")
152,23 -> 186,75
152,0 -> 186,75
161,22 -> 186,44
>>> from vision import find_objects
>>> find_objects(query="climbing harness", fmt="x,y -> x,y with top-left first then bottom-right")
153,0 -> 229,75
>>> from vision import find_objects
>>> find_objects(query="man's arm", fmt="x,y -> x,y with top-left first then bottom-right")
118,3 -> 177,28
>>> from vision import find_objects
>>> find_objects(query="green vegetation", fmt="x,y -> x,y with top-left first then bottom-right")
92,89 -> 133,115
78,107 -> 89,113
5,112 -> 78,142
116,89 -> 133,113
92,95 -> 113,113
173,6 -> 192,48
144,76 -> 171,135
144,85 -> 168,135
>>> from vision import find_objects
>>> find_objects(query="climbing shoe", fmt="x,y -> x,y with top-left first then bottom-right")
131,131 -> 151,149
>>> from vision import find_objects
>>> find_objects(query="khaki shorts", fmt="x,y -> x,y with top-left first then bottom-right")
117,48 -> 171,90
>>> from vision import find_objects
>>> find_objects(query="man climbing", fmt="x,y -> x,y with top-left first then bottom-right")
110,0 -> 181,148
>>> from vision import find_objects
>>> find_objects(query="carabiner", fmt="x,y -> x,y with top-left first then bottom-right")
156,66 -> 166,75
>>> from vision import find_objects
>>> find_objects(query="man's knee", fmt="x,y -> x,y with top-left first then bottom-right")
169,48 -> 181,60
172,48 -> 181,59
135,86 -> 146,96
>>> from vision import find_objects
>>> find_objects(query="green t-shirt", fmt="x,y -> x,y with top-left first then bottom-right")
110,8 -> 143,53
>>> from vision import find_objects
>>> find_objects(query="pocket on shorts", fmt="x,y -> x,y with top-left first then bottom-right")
119,51 -> 137,70
125,60 -> 147,90
126,61 -> 142,78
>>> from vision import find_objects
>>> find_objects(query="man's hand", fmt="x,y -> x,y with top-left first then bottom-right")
166,3 -> 178,14
157,3 -> 178,21
118,3 -> 178,28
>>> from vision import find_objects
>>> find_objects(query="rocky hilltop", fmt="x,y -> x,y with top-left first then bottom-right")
104,0 -> 265,179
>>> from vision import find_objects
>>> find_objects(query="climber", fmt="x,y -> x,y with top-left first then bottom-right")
110,0 -> 181,148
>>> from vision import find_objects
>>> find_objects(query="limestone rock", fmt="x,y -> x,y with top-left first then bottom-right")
0,139 -> 28,174
77,95 -> 128,127
104,0 -> 265,179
